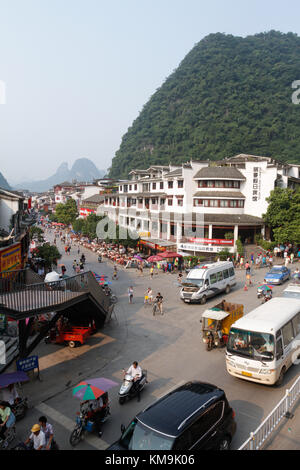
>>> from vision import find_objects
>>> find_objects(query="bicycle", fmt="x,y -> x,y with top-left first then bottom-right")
152,301 -> 163,316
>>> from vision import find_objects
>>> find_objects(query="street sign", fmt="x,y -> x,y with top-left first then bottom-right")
16,355 -> 39,373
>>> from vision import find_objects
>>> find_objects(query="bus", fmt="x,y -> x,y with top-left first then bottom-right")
226,297 -> 300,386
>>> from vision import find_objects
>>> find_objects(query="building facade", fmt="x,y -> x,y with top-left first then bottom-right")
95,154 -> 300,254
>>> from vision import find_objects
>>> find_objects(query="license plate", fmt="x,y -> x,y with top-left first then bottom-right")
185,299 -> 190,303
241,371 -> 252,377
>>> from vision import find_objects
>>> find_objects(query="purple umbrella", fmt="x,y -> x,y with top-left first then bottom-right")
134,255 -> 143,261
0,371 -> 29,388
72,377 -> 118,400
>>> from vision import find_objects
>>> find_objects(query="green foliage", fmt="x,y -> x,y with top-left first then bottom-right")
33,243 -> 61,268
254,235 -> 277,251
73,214 -> 104,239
235,238 -> 244,255
48,213 -> 58,223
108,31 -> 300,178
30,226 -> 44,242
224,232 -> 234,240
263,188 -> 300,244
55,199 -> 78,225
215,249 -> 231,261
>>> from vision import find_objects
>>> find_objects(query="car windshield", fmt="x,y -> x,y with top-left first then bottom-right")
185,279 -> 203,287
268,268 -> 283,274
227,328 -> 275,362
283,291 -> 300,299
123,421 -> 174,450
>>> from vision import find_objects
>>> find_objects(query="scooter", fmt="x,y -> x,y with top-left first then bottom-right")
0,425 -> 16,450
118,369 -> 148,405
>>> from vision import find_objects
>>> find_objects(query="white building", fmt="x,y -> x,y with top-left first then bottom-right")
98,154 -> 300,254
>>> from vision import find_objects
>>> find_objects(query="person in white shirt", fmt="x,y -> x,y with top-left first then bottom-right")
39,416 -> 57,450
125,361 -> 142,402
24,424 -> 46,450
1,384 -> 19,406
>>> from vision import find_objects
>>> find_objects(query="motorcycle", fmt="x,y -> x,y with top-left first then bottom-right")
119,369 -> 148,405
11,397 -> 28,421
69,400 -> 111,447
259,292 -> 273,304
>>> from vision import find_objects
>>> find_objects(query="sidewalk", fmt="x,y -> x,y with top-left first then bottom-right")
264,398 -> 300,450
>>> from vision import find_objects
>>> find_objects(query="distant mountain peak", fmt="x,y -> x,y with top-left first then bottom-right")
0,172 -> 11,190
13,158 -> 106,192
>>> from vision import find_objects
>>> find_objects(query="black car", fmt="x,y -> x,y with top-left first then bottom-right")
107,381 -> 236,450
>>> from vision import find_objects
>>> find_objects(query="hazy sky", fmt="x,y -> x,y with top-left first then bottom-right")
1,0 -> 300,183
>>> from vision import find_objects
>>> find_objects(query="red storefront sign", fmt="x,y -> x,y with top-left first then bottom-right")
188,238 -> 234,246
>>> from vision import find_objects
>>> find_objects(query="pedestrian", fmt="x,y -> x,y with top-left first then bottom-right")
150,265 -> 154,279
154,292 -> 164,315
290,252 -> 294,264
128,286 -> 134,304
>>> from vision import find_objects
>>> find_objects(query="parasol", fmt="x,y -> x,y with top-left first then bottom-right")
72,377 -> 118,401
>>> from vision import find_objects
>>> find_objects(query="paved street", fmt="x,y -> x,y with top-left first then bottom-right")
11,234 -> 300,450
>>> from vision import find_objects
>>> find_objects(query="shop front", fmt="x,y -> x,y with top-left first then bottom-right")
138,238 -> 177,256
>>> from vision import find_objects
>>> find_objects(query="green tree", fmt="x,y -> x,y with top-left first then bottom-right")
55,199 -> 78,225
34,243 -> 61,269
263,188 -> 300,244
29,226 -> 44,242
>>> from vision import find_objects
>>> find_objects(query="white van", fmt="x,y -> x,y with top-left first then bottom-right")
180,261 -> 236,304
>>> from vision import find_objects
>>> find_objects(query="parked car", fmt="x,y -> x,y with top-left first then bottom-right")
264,266 -> 290,285
107,381 -> 236,450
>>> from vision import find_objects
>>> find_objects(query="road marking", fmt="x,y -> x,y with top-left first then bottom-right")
35,402 -> 109,450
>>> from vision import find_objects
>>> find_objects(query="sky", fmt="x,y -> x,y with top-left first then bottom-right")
1,0 -> 300,184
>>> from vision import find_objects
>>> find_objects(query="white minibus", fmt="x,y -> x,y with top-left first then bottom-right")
180,261 -> 236,304
226,297 -> 300,385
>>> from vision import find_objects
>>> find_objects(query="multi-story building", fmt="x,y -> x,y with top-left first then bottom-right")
0,187 -> 35,272
98,154 -> 300,255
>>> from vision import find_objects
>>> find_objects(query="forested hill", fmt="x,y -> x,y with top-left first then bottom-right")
109,31 -> 300,178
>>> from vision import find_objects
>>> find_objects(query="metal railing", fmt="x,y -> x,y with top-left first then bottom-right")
0,271 -> 110,314
239,375 -> 300,450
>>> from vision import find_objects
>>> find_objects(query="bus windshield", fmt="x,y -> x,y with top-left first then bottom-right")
227,328 -> 275,362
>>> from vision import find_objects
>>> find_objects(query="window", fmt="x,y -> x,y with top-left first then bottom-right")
207,181 -> 214,188
238,200 -> 244,208
173,431 -> 191,450
198,181 -> 207,188
210,200 -> 218,207
134,184 -> 137,190
282,321 -> 295,347
129,185 -> 132,190
152,198 -> 157,204
168,198 -> 173,206
220,200 -> 228,207
178,180 -> 184,188
189,402 -> 224,448
178,199 -> 183,206
276,337 -> 283,360
194,199 -> 203,207
217,271 -> 223,282
229,267 -> 234,276
223,269 -> 229,279
131,199 -> 136,205
233,181 -> 240,188
152,183 -> 156,190
204,200 -> 209,207
210,273 -> 217,284
229,200 -> 237,207
160,182 -> 164,189
168,181 -> 173,189
292,313 -> 300,336
215,181 -> 223,188
120,186 -> 123,191
160,198 -> 165,205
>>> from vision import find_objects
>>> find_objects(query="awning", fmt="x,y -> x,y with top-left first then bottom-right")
202,309 -> 229,321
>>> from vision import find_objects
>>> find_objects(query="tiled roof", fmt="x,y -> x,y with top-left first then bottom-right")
193,191 -> 245,199
194,167 -> 246,180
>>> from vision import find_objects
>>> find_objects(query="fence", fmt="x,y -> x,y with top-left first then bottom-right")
239,375 -> 300,450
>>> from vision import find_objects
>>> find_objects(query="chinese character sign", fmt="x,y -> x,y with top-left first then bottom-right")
252,167 -> 261,202
16,355 -> 39,372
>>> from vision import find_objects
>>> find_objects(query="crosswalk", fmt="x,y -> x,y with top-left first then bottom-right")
35,402 -> 109,450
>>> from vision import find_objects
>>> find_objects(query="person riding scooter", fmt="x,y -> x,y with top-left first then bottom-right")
124,362 -> 142,402
98,255 -> 102,263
